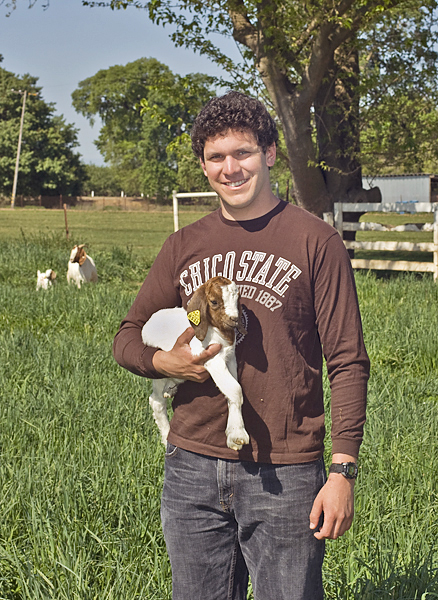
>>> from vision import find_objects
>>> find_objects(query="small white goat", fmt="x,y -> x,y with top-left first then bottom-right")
36,269 -> 56,290
67,244 -> 98,289
142,276 -> 250,451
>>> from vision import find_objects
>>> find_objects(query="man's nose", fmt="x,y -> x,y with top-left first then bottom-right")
222,155 -> 241,175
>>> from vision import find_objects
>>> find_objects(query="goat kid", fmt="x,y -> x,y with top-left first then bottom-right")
36,269 -> 56,290
141,276 -> 250,451
67,244 -> 98,289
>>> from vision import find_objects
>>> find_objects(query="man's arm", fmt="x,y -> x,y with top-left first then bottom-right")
308,232 -> 369,540
309,452 -> 356,540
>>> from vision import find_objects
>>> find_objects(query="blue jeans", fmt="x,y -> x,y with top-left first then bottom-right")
161,444 -> 326,600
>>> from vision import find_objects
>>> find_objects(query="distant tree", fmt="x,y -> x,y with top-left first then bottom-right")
0,64 -> 86,197
81,164 -> 120,196
72,58 -> 216,200
359,5 -> 438,175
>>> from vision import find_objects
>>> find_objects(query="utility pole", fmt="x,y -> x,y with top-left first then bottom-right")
10,89 -> 36,208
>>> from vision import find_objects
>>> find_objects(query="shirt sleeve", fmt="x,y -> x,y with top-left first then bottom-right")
112,235 -> 181,379
313,231 -> 370,458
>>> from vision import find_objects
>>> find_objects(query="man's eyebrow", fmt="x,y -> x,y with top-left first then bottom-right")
205,145 -> 255,158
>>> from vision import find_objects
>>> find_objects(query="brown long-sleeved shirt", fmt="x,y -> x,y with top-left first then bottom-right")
113,201 -> 369,464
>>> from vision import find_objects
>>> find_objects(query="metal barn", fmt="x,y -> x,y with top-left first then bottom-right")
362,174 -> 438,205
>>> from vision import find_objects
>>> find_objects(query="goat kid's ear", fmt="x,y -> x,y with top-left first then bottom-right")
187,286 -> 209,341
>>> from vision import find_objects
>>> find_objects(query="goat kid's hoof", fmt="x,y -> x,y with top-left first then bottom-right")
226,428 -> 250,451
163,383 -> 179,398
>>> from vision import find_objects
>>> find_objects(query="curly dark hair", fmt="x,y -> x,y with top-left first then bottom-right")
191,91 -> 278,160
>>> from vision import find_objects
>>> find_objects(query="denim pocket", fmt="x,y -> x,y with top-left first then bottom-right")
165,442 -> 179,458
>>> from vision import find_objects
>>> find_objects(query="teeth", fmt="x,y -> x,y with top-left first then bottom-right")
225,179 -> 247,187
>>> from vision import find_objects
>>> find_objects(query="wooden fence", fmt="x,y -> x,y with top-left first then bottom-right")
329,202 -> 438,281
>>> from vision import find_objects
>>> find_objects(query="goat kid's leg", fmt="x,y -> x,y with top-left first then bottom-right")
149,380 -> 171,445
206,357 -> 249,451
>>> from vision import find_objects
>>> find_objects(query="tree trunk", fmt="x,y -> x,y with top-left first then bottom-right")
229,2 -> 382,218
258,59 -> 332,217
315,43 -> 363,204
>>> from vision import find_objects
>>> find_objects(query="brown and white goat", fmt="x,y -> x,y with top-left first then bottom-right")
141,276 -> 249,450
67,244 -> 98,289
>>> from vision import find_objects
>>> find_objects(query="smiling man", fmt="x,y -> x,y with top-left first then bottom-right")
200,129 -> 277,220
113,91 -> 370,600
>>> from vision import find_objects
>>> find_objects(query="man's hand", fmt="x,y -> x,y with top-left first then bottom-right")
309,453 -> 356,540
152,327 -> 221,382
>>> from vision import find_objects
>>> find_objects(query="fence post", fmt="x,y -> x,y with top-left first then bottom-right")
63,203 -> 69,239
323,212 -> 334,227
172,190 -> 179,232
434,207 -> 438,282
334,203 -> 343,238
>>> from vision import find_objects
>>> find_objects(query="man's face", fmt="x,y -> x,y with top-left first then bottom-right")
200,129 -> 277,221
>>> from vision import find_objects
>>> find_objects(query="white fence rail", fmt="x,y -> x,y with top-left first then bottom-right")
331,201 -> 438,281
172,191 -> 218,232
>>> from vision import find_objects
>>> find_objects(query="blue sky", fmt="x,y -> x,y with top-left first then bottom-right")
1,0 -> 239,165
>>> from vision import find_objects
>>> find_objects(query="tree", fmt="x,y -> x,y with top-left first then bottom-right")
81,0 -> 438,216
359,5 -> 438,175
81,164 -> 120,196
0,63 -> 86,198
72,58 -> 217,199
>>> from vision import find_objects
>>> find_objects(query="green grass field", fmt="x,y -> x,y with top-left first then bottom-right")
0,207 -> 211,261
1,209 -> 438,599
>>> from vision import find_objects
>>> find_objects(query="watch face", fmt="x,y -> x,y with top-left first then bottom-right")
345,463 -> 358,478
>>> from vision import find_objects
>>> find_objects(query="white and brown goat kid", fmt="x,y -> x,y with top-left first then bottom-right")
36,268 -> 56,290
141,276 -> 249,451
67,244 -> 98,289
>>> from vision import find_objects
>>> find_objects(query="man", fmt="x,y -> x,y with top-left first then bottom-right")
113,91 -> 369,599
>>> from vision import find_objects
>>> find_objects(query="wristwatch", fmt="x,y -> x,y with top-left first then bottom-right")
329,462 -> 358,479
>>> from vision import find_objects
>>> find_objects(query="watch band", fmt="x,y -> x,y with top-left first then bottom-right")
329,462 -> 358,479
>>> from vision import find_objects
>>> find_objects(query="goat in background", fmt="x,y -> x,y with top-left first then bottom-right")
141,276 -> 249,451
36,269 -> 56,290
67,244 -> 98,289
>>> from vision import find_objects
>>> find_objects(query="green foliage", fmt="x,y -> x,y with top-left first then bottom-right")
359,2 -> 438,174
82,164 -> 122,196
72,58 -> 216,199
78,0 -> 438,215
0,65 -> 86,197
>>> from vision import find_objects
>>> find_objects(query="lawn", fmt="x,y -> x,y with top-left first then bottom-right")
1,209 -> 438,599
0,207 -> 211,259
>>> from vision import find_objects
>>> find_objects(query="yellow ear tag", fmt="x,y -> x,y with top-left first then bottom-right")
187,310 -> 201,326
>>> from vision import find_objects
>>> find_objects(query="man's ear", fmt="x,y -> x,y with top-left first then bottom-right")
200,158 -> 208,177
266,143 -> 276,168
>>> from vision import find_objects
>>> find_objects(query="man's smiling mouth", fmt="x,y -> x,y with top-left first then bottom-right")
223,179 -> 249,188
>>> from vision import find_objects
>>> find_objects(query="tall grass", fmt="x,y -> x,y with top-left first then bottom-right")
0,225 -> 438,599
